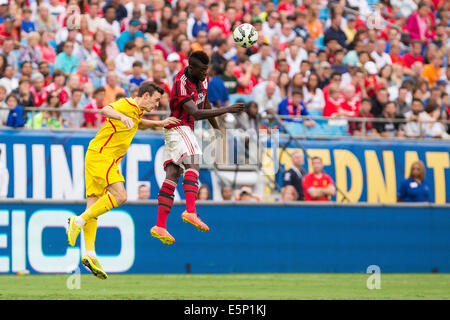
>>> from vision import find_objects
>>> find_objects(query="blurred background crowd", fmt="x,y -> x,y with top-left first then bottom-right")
0,0 -> 448,139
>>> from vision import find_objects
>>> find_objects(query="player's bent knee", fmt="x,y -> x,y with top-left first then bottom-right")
111,190 -> 127,206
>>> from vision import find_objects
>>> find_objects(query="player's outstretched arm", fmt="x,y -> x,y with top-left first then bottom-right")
182,99 -> 245,121
101,106 -> 134,129
138,117 -> 181,129
204,96 -> 221,130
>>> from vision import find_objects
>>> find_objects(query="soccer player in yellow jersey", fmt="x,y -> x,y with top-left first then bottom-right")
67,82 -> 180,279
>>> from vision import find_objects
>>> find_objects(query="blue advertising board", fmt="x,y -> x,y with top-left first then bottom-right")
0,130 -> 449,203
0,202 -> 449,274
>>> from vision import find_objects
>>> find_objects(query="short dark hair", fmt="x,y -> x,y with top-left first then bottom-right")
132,61 -> 143,68
358,50 -> 369,57
424,101 -> 439,113
94,87 -> 105,96
361,97 -> 371,104
137,82 -> 164,97
189,51 -> 210,66
330,71 -> 341,79
21,61 -> 31,68
412,98 -> 423,105
384,101 -> 396,108
216,38 -> 227,48
103,4 -> 115,14
5,93 -> 18,104
430,86 -> 441,92
19,77 -> 30,85
209,2 -> 219,9
159,29 -> 171,39
52,69 -> 65,78
311,156 -> 322,162
116,92 -> 126,100
71,88 -> 83,95
124,41 -> 136,51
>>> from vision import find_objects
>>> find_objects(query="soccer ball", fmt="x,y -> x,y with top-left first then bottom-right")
233,23 -> 258,49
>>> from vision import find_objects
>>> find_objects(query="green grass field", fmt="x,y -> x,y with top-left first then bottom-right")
0,273 -> 449,300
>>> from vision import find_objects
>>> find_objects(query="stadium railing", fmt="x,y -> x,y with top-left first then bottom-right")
3,106 -> 449,141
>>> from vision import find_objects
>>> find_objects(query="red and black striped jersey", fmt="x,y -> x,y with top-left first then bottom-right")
166,67 -> 208,130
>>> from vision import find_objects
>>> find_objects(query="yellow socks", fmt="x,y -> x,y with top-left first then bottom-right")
83,218 -> 98,252
81,192 -> 118,222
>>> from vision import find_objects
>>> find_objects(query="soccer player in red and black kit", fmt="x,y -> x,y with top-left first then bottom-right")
150,51 -> 245,245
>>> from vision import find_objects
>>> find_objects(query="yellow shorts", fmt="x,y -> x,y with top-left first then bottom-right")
85,150 -> 125,198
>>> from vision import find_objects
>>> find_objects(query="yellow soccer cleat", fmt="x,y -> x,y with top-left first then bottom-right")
67,216 -> 81,247
81,254 -> 108,280
150,226 -> 175,245
181,211 -> 210,232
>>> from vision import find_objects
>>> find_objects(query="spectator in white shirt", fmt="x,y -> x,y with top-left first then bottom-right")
125,0 -> 145,18
84,1 -> 103,34
254,81 -> 281,115
251,70 -> 281,101
61,88 -> 85,128
371,39 -> 392,70
404,98 -> 425,137
303,73 -> 325,112
262,11 -> 281,43
286,43 -> 307,78
249,43 -> 275,80
0,65 -> 18,94
115,41 -> 137,81
279,18 -> 296,45
420,101 -> 450,139
99,5 -> 121,39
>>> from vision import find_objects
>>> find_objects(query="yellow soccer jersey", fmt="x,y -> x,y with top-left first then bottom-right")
87,97 -> 144,160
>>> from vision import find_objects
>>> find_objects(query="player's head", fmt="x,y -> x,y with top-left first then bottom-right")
136,82 -> 164,111
291,151 -> 304,168
188,51 -> 210,82
311,156 -> 323,174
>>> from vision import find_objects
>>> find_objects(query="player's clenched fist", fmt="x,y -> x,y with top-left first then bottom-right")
228,103 -> 245,114
120,115 -> 134,129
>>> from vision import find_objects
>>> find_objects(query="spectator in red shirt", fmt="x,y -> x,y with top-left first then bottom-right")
84,86 -> 106,128
44,69 -> 69,106
207,2 -> 228,35
302,156 -> 336,201
177,39 -> 190,70
0,14 -> 19,43
29,73 -> 47,107
389,41 -> 406,67
233,56 -> 255,95
404,40 -> 424,68
341,84 -> 360,117
349,97 -> 377,136
323,84 -> 344,117
322,71 -> 342,101
38,61 -> 52,87
76,61 -> 92,87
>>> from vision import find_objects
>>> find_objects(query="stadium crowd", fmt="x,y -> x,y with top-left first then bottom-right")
0,0 -> 447,139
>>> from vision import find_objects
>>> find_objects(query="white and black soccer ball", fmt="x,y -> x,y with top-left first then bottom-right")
233,23 -> 258,49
